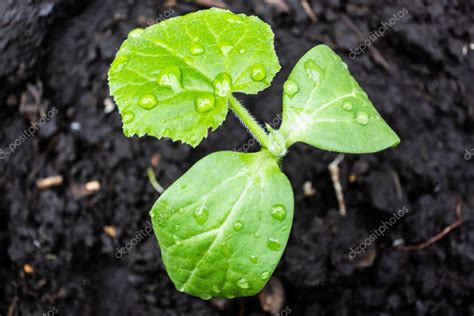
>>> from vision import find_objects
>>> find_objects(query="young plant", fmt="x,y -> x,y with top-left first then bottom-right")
108,8 -> 400,299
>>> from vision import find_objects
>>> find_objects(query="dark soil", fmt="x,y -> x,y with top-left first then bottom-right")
1,0 -> 473,315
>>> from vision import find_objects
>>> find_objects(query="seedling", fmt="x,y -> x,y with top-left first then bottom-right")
108,8 -> 399,299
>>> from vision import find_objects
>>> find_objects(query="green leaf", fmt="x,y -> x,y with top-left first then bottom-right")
150,151 -> 293,299
279,45 -> 400,153
108,8 -> 280,147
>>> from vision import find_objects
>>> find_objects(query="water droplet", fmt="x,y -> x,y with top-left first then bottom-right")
260,271 -> 270,280
111,55 -> 129,73
173,235 -> 182,245
239,47 -> 247,54
149,210 -> 155,218
341,62 -> 348,70
342,101 -> 353,111
233,221 -> 243,231
212,285 -> 220,293
213,72 -> 232,97
250,63 -> 266,81
270,204 -> 287,222
266,238 -> 282,251
355,111 -> 369,125
128,28 -> 144,38
158,65 -> 182,91
193,206 -> 209,225
237,278 -> 250,289
304,59 -> 325,85
122,111 -> 135,123
227,16 -> 243,24
184,57 -> 194,65
254,232 -> 260,238
195,94 -> 216,113
283,79 -> 299,98
219,40 -> 234,56
250,255 -> 258,264
138,94 -> 158,110
190,42 -> 205,55
200,294 -> 211,300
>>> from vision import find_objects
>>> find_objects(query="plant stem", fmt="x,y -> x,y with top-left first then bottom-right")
228,96 -> 272,150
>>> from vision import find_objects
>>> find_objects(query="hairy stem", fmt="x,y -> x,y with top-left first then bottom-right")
228,96 -> 272,150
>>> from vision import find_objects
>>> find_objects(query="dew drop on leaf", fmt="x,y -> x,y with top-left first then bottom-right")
184,57 -> 194,65
193,206 -> 209,225
304,59 -> 325,86
266,238 -> 282,251
195,94 -> 216,113
239,47 -> 247,55
157,65 -> 183,91
190,42 -> 205,55
110,55 -> 129,74
227,16 -> 243,24
173,235 -> 182,245
219,40 -> 234,56
233,221 -> 243,231
213,72 -> 233,97
355,111 -> 369,125
250,255 -> 258,264
237,278 -> 250,289
283,79 -> 299,98
250,63 -> 266,81
342,101 -> 353,111
128,28 -> 144,38
270,204 -> 287,221
122,111 -> 135,123
138,94 -> 158,110
260,271 -> 270,280
200,294 -> 211,300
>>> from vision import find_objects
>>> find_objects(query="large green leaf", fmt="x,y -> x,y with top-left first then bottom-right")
279,45 -> 400,153
108,8 -> 280,146
150,151 -> 293,299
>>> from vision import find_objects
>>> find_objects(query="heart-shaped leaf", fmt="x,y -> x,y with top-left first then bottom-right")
279,45 -> 400,153
150,151 -> 293,299
108,8 -> 280,146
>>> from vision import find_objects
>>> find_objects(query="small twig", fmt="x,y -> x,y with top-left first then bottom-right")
147,166 -> 164,193
36,175 -> 63,189
390,170 -> 403,200
328,154 -> 347,216
194,0 -> 227,8
301,0 -> 317,22
397,198 -> 463,251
